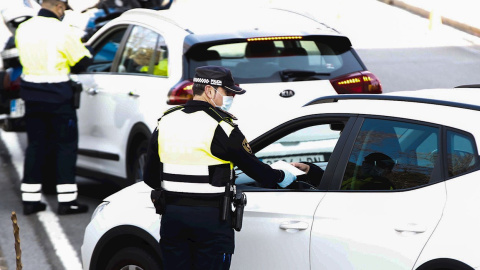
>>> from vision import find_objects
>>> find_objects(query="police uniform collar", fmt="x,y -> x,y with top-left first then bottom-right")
215,107 -> 238,120
185,100 -> 238,120
185,100 -> 213,108
38,8 -> 60,20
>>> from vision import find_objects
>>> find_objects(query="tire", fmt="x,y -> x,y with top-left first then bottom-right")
128,139 -> 148,185
105,246 -> 162,270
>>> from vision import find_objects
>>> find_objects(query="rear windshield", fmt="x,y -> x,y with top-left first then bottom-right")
186,36 -> 364,83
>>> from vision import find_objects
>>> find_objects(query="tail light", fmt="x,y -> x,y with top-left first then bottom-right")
1,69 -> 21,97
330,71 -> 382,94
167,80 -> 194,105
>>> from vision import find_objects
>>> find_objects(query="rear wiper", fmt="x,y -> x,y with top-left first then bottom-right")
279,69 -> 330,82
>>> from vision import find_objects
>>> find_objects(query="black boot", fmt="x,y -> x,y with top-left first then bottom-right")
23,202 -> 47,215
58,201 -> 89,215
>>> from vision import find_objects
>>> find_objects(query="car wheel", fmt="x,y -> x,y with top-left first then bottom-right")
128,139 -> 148,185
105,246 -> 162,270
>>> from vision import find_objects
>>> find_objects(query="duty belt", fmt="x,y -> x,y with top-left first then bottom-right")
165,193 -> 222,208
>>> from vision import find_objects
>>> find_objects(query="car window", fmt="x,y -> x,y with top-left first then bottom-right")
186,36 -> 363,83
341,118 -> 439,191
257,124 -> 340,166
447,130 -> 479,177
234,122 -> 344,188
87,29 -> 126,72
118,26 -> 168,77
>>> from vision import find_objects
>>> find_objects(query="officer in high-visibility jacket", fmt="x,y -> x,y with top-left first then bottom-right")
143,66 -> 298,270
15,0 -> 92,215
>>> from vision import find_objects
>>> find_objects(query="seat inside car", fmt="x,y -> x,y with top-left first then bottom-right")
245,41 -> 277,58
194,50 -> 222,67
279,47 -> 308,70
236,41 -> 279,77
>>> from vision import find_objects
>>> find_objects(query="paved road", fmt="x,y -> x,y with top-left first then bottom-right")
0,131 -> 121,270
0,0 -> 480,269
320,0 -> 480,92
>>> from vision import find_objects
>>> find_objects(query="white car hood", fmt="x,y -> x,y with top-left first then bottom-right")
104,182 -> 153,208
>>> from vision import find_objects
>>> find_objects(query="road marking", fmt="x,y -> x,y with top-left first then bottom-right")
0,131 -> 83,270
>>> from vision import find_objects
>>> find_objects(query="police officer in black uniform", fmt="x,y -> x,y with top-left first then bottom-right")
143,66 -> 299,270
15,0 -> 92,215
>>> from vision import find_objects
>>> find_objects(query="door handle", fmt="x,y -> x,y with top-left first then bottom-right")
279,221 -> 309,231
394,223 -> 426,234
87,88 -> 98,95
128,91 -> 140,97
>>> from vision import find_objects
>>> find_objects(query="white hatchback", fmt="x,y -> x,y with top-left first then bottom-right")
64,5 -> 382,187
82,87 -> 480,270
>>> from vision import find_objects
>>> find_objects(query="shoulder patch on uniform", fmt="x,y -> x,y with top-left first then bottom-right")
163,105 -> 184,115
158,106 -> 184,122
242,138 -> 253,154
216,107 -> 238,120
208,107 -> 237,127
223,117 -> 237,128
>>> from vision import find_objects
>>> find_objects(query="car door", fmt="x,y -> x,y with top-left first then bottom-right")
231,116 -> 355,270
75,26 -> 129,176
311,117 -> 447,270
76,25 -> 173,179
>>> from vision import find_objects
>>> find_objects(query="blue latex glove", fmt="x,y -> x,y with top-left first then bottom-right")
278,169 -> 297,188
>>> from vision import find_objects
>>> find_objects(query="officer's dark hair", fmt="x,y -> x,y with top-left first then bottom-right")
43,0 -> 61,5
193,83 -> 209,96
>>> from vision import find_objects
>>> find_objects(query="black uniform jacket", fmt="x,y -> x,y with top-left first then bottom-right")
143,100 -> 284,191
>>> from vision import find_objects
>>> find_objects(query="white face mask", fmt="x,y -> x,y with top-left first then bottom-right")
220,96 -> 234,111
210,87 -> 234,111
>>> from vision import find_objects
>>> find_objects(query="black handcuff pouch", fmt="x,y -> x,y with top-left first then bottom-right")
70,80 -> 82,109
150,188 -> 166,215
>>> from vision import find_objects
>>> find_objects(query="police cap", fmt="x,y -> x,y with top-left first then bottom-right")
57,0 -> 72,10
193,66 -> 246,95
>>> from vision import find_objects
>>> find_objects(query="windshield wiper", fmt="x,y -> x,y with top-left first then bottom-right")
279,69 -> 331,82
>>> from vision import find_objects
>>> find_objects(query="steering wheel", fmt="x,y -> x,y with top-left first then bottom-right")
292,180 -> 318,190
277,180 -> 317,190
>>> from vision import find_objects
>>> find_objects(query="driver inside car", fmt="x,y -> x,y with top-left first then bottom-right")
291,162 -> 325,187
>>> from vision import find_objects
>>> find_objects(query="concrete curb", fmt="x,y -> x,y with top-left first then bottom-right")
377,0 -> 480,38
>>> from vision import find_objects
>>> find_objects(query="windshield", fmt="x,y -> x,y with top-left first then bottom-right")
186,36 -> 364,83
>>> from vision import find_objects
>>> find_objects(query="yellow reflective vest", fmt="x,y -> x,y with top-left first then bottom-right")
15,15 -> 91,83
157,106 -> 234,195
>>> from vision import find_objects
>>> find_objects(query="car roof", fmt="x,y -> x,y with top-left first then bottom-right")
119,6 -> 344,44
385,86 -> 480,107
306,86 -> 480,110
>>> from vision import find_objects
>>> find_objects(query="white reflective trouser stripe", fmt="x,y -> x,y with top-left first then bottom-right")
56,184 -> 78,193
22,74 -> 70,83
22,192 -> 42,202
21,183 -> 42,202
57,184 -> 78,202
21,183 -> 42,192
162,181 -> 225,194
58,192 -> 77,203
163,163 -> 209,176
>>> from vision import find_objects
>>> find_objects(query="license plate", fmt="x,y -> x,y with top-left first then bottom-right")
10,99 -> 25,118
260,154 -> 327,165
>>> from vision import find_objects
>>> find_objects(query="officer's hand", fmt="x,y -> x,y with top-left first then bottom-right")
278,169 -> 297,188
291,162 -> 310,174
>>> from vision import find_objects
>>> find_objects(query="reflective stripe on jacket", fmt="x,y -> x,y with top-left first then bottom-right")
158,107 -> 234,195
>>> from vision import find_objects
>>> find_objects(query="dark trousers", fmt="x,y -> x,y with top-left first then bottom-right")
160,205 -> 234,270
23,102 -> 78,187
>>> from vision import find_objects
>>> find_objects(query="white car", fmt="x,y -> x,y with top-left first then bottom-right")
2,6 -> 381,187
82,86 -> 480,270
